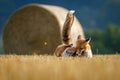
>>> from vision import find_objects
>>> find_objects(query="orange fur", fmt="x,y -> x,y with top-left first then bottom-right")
54,44 -> 71,57
54,10 -> 74,56
54,10 -> 92,57
76,37 -> 91,56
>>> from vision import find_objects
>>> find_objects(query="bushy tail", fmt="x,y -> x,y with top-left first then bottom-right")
62,10 -> 75,45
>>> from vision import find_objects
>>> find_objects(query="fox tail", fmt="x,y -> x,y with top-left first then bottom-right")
62,10 -> 75,45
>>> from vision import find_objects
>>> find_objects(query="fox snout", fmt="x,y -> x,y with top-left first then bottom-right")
83,49 -> 93,58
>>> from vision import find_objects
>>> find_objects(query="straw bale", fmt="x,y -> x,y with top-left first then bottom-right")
3,4 -> 84,55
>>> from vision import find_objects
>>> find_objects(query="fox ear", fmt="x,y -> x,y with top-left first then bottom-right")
77,35 -> 82,39
85,38 -> 91,43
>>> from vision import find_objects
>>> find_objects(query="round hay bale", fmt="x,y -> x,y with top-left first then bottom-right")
3,4 -> 84,55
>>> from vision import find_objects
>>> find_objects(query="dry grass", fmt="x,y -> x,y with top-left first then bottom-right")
0,55 -> 120,80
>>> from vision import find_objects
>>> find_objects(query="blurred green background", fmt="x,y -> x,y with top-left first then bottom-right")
0,0 -> 120,54
85,24 -> 120,54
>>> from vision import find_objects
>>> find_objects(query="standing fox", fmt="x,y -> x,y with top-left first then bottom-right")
54,10 -> 93,58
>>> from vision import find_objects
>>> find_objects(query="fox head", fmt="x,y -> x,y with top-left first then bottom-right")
76,35 -> 93,58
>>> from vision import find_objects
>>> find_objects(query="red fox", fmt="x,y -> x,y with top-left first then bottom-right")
54,10 -> 92,58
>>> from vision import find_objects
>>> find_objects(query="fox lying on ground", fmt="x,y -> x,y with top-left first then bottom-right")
54,10 -> 93,58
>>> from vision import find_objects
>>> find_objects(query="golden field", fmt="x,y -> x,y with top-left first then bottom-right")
0,55 -> 120,80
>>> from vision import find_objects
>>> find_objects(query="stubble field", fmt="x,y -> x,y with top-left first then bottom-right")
0,55 -> 120,80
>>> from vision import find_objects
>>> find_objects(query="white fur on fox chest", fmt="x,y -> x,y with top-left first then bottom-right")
83,49 -> 93,58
